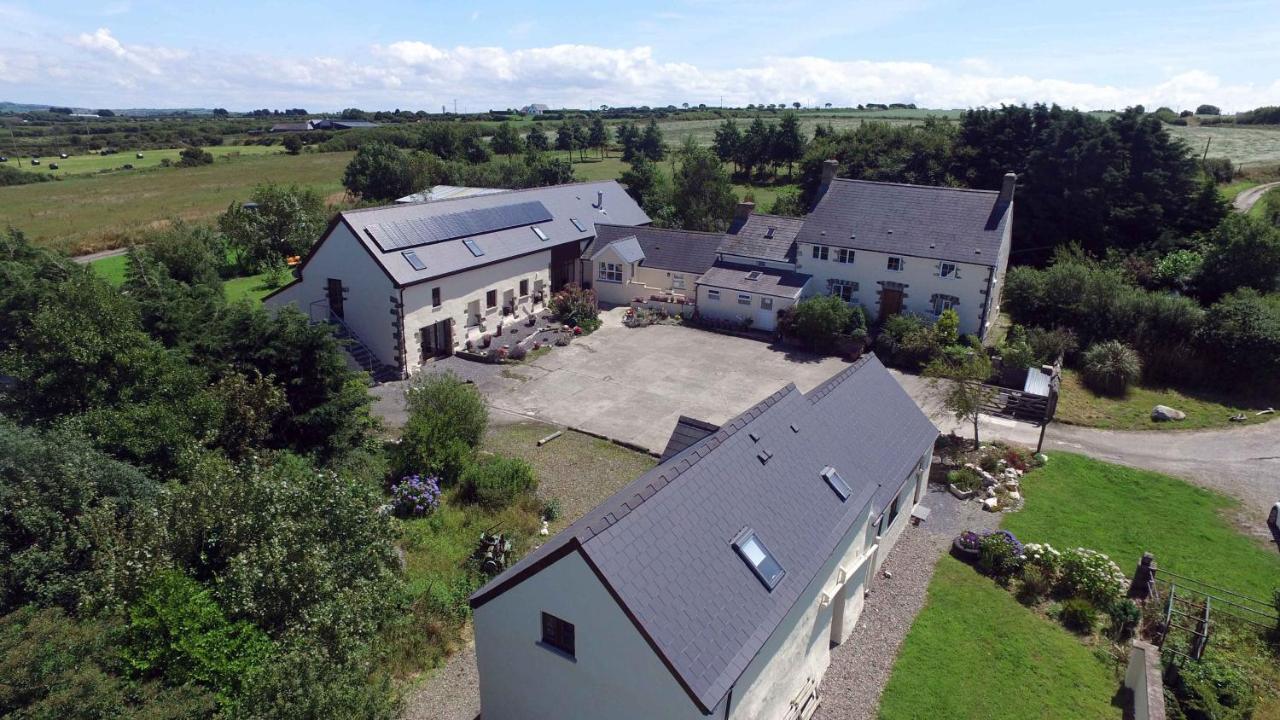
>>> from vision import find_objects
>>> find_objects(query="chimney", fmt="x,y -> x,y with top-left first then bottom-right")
595,190 -> 604,209
999,172 -> 1016,203
821,159 -> 839,187
734,201 -> 755,224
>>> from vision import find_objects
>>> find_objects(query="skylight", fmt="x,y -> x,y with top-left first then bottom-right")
821,466 -> 852,501
401,250 -> 426,271
765,227 -> 776,239
532,226 -> 549,241
746,271 -> 762,281
733,528 -> 785,591
463,238 -> 485,257
570,217 -> 587,232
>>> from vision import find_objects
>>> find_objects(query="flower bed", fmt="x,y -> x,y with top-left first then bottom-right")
932,436 -> 1043,512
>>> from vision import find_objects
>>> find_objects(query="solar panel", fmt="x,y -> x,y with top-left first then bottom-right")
364,200 -> 553,251
402,250 -> 427,271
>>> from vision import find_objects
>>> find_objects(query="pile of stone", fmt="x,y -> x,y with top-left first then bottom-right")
961,452 -> 1026,513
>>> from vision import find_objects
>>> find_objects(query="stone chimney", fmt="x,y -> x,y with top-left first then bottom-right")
821,159 -> 839,187
999,172 -> 1017,203
734,201 -> 755,224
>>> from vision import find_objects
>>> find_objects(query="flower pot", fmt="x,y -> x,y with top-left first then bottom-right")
952,538 -> 981,561
948,483 -> 976,500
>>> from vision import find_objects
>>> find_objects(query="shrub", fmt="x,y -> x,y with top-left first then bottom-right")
1080,340 -> 1142,395
177,146 -> 214,167
779,295 -> 853,351
934,308 -> 960,346
390,474 -> 441,517
459,455 -> 537,509
393,372 -> 488,484
1165,656 -> 1256,720
1057,547 -> 1127,608
548,283 -> 599,329
1021,542 -> 1062,579
947,467 -> 983,492
1001,339 -> 1038,370
1108,598 -> 1141,640
1027,326 -> 1077,362
1059,597 -> 1098,633
542,498 -> 562,522
977,530 -> 1023,578
1018,566 -> 1053,603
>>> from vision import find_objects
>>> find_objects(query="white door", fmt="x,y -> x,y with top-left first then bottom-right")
755,297 -> 777,331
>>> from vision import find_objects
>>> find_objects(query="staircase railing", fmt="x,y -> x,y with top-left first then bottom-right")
309,300 -> 382,378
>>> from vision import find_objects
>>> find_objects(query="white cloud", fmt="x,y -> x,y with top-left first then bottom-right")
4,29 -> 1278,112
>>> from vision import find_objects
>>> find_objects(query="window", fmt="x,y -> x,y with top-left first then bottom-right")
811,245 -> 829,261
463,238 -> 485,257
829,279 -> 857,302
887,496 -> 900,527
431,287 -> 441,308
732,528 -> 785,591
760,297 -> 774,310
598,262 -> 622,283
402,250 -> 426,271
570,217 -> 586,232
486,290 -> 497,309
707,289 -> 721,300
931,294 -> 959,315
532,226 -> 549,241
939,262 -> 958,279
887,256 -> 904,272
821,466 -> 852,501
519,279 -> 529,297
737,293 -> 751,306
835,248 -> 855,264
540,612 -> 575,658
746,271 -> 762,281
672,274 -> 686,290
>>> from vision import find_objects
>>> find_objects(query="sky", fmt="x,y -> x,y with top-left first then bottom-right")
2,0 -> 1278,112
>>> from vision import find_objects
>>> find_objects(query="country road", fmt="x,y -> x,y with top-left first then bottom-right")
1233,180 -> 1280,213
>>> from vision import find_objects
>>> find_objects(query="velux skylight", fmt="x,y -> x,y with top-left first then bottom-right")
821,466 -> 852,501
732,528 -> 784,590
532,226 -> 549,241
463,238 -> 485,257
401,250 -> 426,271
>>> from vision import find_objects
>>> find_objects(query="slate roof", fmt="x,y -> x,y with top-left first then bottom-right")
696,262 -> 811,299
584,224 -> 722,275
329,181 -> 648,286
659,416 -> 721,462
796,178 -> 1011,267
592,236 -> 646,264
470,355 -> 938,714
719,212 -> 804,263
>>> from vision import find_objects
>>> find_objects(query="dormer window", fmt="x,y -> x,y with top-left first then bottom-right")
732,528 -> 784,590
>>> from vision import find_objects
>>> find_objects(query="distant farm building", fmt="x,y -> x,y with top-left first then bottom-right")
521,104 -> 549,116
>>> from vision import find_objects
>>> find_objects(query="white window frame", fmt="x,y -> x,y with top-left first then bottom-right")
932,294 -> 959,315
887,256 -> 904,272
829,279 -> 858,303
812,245 -> 829,261
671,274 -> 686,290
835,248 -> 855,264
737,293 -> 752,306
760,297 -> 774,310
599,261 -> 623,283
939,262 -> 958,279
707,289 -> 721,301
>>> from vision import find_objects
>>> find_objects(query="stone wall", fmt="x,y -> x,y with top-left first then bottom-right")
1124,639 -> 1167,720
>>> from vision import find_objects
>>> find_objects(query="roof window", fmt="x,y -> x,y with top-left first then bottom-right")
401,250 -> 426,271
570,217 -> 587,232
746,271 -> 762,281
532,226 -> 549,241
821,466 -> 852,502
765,227 -> 776,239
733,528 -> 785,590
463,238 -> 485,257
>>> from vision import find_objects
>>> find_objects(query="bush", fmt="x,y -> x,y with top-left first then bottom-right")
393,372 -> 488,484
390,474 -> 441,517
1080,340 -> 1142,395
1018,566 -> 1053,603
548,283 -> 599,330
947,467 -> 983,492
1057,547 -> 1127,608
779,294 -> 853,351
1165,656 -> 1255,720
1107,598 -> 1141,640
1021,542 -> 1062,579
508,344 -> 528,361
541,498 -> 562,522
1059,597 -> 1098,633
342,140 -> 414,201
177,146 -> 214,167
977,530 -> 1023,578
1027,326 -> 1077,363
459,455 -> 537,509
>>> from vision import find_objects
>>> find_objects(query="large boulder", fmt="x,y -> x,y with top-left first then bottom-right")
1151,405 -> 1186,422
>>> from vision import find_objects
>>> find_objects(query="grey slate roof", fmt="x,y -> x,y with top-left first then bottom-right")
592,236 -> 646,264
696,262 -> 811,299
584,224 -> 722,275
470,355 -> 938,714
719,212 -> 804,263
796,178 -> 1011,267
659,415 -> 721,462
333,181 -> 649,286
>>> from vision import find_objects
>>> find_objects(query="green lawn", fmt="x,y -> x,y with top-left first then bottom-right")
89,252 -> 274,304
1,151 -> 352,255
89,253 -> 129,284
1055,369 -> 1277,431
1002,452 -> 1280,602
8,144 -> 279,178
879,556 -> 1122,720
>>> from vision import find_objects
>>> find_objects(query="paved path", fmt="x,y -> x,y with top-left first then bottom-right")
1233,181 -> 1280,213
71,246 -> 129,264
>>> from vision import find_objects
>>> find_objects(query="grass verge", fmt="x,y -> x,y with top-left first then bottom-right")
1055,369 -> 1277,431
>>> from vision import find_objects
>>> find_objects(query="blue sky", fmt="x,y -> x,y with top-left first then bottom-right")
2,0 -> 1277,111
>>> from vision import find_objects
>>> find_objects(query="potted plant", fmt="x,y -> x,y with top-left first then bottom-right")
952,530 -> 983,561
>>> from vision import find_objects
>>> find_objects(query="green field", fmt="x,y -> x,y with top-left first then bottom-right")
553,152 -> 797,211
4,144 -> 280,178
0,151 -> 352,255
1166,123 -> 1280,168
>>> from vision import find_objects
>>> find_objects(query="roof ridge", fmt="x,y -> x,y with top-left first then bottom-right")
804,353 -> 876,403
342,179 -> 622,216
578,383 -> 800,544
830,177 -> 1000,196
746,212 -> 804,222
597,222 -> 726,237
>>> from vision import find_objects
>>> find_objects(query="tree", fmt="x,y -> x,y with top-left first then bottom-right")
572,122 -> 590,163
218,183 -> 326,272
792,101 -> 801,109
619,157 -> 672,219
1195,104 -> 1221,116
925,351 -> 995,449
524,123 -> 549,152
616,121 -> 641,162
341,140 -> 413,201
640,118 -> 665,161
177,146 -> 213,167
772,111 -> 806,177
671,139 -> 737,232
391,371 -> 488,484
778,295 -> 853,351
741,116 -> 773,179
96,108 -> 116,117
588,115 -> 608,158
490,122 -> 522,156
1196,214 -> 1280,302
555,121 -> 577,160
282,134 -> 303,155
713,119 -> 742,173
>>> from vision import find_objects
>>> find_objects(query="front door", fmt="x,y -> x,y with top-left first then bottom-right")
326,278 -> 344,319
420,320 -> 453,360
879,288 -> 903,322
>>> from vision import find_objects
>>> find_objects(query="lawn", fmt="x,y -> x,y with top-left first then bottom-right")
8,144 -> 279,177
1054,369 -> 1277,431
0,150 -> 352,255
89,252 -> 276,304
1002,452 -> 1280,602
878,555 -> 1122,720
89,253 -> 129,284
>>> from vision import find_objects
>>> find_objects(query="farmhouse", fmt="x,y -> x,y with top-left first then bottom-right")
578,224 -> 723,306
264,181 -> 648,378
470,355 -> 938,719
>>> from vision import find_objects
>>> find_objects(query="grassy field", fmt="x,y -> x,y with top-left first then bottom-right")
1166,123 -> 1280,168
879,555 -> 1122,720
1054,369 -> 1278,431
554,152 -> 798,211
1,151 -> 352,255
4,144 -> 279,177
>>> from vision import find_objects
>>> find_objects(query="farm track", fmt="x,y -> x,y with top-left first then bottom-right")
1233,181 -> 1280,212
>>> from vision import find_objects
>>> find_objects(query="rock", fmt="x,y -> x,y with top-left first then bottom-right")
1003,468 -> 1019,479
1257,408 -> 1275,416
982,497 -> 1000,512
1003,480 -> 1020,491
539,520 -> 549,536
882,570 -> 892,580
1152,405 -> 1186,421
1034,453 -> 1048,464
1007,491 -> 1022,501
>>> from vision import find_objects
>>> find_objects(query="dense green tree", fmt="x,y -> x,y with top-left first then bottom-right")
1196,214 -> 1280,302
619,156 -> 672,219
671,139 -> 736,231
391,371 -> 488,484
588,115 -> 608,158
281,134 -> 303,155
640,118 -> 665,161
461,134 -> 491,164
799,118 -> 954,203
615,121 -> 641,162
778,294 -> 853,351
218,183 -> 326,273
1197,289 -> 1280,388
140,221 -> 227,287
555,121 -> 577,157
490,122 -> 522,156
177,146 -> 213,167
713,118 -> 742,173
341,140 -> 414,202
524,123 -> 549,152
1195,104 -> 1221,115
740,116 -> 773,179
772,111 -> 806,177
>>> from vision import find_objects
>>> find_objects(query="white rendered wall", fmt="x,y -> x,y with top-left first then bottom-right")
694,284 -> 797,332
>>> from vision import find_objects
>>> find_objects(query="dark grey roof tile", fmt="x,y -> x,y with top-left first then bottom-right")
585,224 -> 722,274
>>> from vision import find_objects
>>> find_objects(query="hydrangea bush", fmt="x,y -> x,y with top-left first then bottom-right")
1022,542 -> 1062,578
391,474 -> 442,517
1058,547 -> 1128,607
978,530 -> 1024,577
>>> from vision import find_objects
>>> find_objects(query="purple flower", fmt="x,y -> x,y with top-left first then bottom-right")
391,474 -> 441,517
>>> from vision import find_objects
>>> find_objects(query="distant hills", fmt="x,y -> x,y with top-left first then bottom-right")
0,101 -> 217,116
